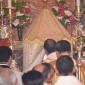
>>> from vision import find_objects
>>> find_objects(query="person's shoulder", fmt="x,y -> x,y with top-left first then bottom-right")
55,76 -> 83,85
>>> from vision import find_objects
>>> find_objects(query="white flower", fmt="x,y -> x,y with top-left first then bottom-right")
65,19 -> 70,23
64,10 -> 72,16
57,16 -> 63,19
13,19 -> 19,26
16,11 -> 24,16
52,6 -> 58,11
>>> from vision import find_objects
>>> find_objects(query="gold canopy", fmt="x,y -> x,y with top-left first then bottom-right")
24,8 -> 74,44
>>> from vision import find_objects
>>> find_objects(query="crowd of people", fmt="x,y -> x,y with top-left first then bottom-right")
0,39 -> 84,85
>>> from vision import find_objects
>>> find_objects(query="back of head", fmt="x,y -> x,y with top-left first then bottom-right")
56,40 -> 71,53
0,46 -> 12,62
44,39 -> 56,54
33,64 -> 45,73
33,63 -> 54,83
56,55 -> 74,75
42,63 -> 52,81
22,70 -> 44,85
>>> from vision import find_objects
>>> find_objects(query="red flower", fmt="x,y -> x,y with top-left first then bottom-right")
57,2 -> 65,17
20,6 -> 31,14
58,10 -> 65,17
68,15 -> 76,23
58,2 -> 64,10
11,8 -> 16,16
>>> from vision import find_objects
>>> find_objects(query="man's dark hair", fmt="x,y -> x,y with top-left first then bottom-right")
0,46 -> 12,62
22,70 -> 44,85
41,63 -> 52,81
44,39 -> 57,53
56,40 -> 71,52
56,55 -> 74,75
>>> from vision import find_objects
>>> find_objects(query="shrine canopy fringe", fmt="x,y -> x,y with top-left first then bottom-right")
23,8 -> 75,45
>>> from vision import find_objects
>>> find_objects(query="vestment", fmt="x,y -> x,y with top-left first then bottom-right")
43,52 -> 57,63
0,64 -> 18,85
54,75 -> 83,85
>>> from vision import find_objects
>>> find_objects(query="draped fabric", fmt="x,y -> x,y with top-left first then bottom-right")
23,39 -> 45,72
23,8 -> 75,72
24,8 -> 74,43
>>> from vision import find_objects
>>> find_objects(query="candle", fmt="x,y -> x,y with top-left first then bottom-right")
77,6 -> 80,16
8,0 -> 12,8
78,49 -> 81,59
76,0 -> 80,17
76,0 -> 80,6
9,8 -> 12,16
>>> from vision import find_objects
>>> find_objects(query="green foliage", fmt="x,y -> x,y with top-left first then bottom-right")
59,17 -> 67,28
61,0 -> 65,3
16,14 -> 30,21
16,15 -> 24,19
23,15 -> 30,20
0,38 -> 5,41
16,24 -> 25,41
52,8 -> 58,16
13,2 -> 22,11
55,0 -> 65,3
16,24 -> 25,29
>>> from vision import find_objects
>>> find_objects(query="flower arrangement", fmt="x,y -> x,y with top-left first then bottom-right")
52,0 -> 77,28
12,2 -> 32,41
0,1 -> 32,41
